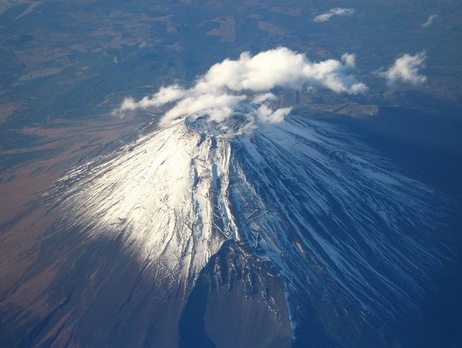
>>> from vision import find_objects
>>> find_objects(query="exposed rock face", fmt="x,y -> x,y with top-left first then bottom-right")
180,241 -> 292,348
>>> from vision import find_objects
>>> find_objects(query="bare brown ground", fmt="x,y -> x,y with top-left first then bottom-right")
0,103 -> 17,124
206,16 -> 236,43
257,20 -> 286,36
13,1 -> 43,21
270,6 -> 302,16
0,114 -> 146,312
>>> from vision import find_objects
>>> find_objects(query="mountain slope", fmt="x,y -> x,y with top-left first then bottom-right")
39,112 -> 450,345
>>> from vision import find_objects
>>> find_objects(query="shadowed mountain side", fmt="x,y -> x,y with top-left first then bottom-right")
0,220 -> 191,347
1,220 -> 292,348
179,241 -> 390,348
179,241 -> 292,348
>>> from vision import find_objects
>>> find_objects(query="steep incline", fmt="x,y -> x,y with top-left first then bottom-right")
45,113 -> 448,345
230,118 -> 446,322
48,119 -> 238,294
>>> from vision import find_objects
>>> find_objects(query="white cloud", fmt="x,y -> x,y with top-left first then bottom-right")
379,52 -> 427,87
422,14 -> 439,28
251,92 -> 277,104
115,47 -> 367,130
120,85 -> 185,111
314,8 -> 355,23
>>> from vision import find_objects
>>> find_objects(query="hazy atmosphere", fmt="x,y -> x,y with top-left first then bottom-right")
1,0 -> 462,347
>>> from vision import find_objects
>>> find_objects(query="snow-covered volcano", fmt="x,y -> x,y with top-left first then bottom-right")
48,108 -> 446,331
44,48 -> 451,344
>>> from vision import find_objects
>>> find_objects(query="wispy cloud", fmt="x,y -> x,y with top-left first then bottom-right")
115,47 -> 367,129
314,8 -> 355,23
379,52 -> 427,87
421,14 -> 439,28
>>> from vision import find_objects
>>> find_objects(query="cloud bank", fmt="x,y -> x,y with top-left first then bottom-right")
379,52 -> 427,87
116,47 -> 367,129
314,8 -> 355,23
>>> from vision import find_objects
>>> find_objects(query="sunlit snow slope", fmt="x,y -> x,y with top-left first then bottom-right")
48,112 -> 447,326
